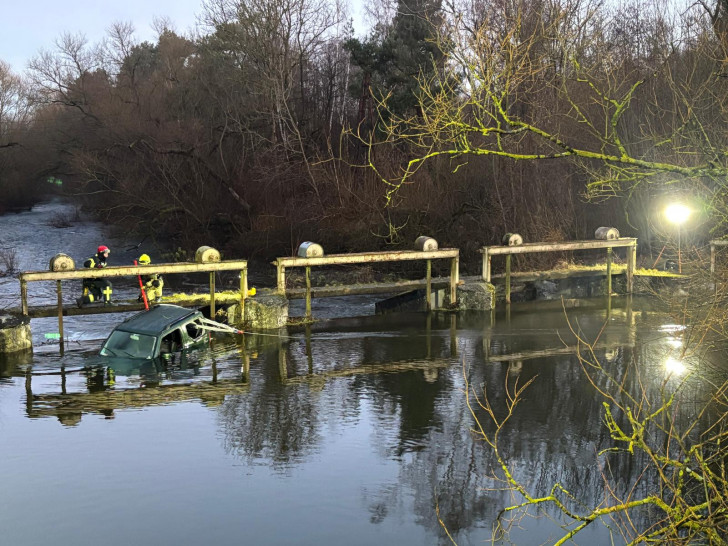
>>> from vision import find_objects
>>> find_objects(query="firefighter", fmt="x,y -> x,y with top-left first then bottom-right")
138,254 -> 163,302
77,245 -> 113,306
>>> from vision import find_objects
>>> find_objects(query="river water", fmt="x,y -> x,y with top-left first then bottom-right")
0,199 -> 719,545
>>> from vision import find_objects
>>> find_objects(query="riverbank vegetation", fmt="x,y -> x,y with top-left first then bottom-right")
1,0 -> 725,274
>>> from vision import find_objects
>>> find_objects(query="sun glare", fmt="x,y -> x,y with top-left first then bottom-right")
664,356 -> 686,376
665,203 -> 691,225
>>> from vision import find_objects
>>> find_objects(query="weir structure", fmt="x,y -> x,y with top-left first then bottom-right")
17,260 -> 249,354
274,248 -> 460,319
481,238 -> 638,304
5,234 -> 650,354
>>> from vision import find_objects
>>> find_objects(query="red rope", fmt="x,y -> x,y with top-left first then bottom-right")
134,260 -> 149,310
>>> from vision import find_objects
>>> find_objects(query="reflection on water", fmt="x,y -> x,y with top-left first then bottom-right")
2,297 -> 718,544
0,201 -> 723,545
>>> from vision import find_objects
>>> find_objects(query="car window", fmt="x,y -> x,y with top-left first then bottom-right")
186,319 -> 204,340
101,331 -> 156,359
161,328 -> 184,354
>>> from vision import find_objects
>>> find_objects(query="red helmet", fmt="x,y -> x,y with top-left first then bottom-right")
98,245 -> 110,254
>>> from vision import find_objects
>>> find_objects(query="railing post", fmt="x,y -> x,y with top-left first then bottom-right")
482,248 -> 491,282
450,255 -> 459,306
21,278 -> 28,316
426,259 -> 432,310
606,247 -> 613,296
626,242 -> 636,294
505,254 -> 511,304
56,280 -> 64,355
210,272 -> 216,318
305,266 -> 312,319
276,260 -> 285,294
240,267 -> 248,322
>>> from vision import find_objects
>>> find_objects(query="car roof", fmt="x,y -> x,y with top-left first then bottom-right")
113,304 -> 202,336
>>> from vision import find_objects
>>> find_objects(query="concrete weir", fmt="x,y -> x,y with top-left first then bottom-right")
376,278 -> 495,314
0,314 -> 32,353
219,293 -> 289,329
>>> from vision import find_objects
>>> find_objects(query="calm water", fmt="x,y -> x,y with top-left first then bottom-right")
0,200 -> 718,545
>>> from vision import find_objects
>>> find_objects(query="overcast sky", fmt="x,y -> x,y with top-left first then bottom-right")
1,0 -> 366,74
0,0 -> 202,72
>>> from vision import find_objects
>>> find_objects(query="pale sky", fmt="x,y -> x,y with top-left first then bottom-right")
0,0 -> 202,72
1,0 -> 367,74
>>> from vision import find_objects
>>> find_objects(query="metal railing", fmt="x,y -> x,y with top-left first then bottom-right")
274,249 -> 460,318
18,260 -> 249,353
480,239 -> 637,303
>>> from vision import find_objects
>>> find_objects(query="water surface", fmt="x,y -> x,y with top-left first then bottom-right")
0,200 -> 713,545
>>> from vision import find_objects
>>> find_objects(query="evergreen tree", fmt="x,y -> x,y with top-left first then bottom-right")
345,0 -> 444,125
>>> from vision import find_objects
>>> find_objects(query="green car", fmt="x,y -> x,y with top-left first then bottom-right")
100,304 -> 209,360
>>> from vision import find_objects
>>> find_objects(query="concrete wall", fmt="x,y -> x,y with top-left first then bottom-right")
376,279 -> 495,314
0,314 -> 32,353
223,294 -> 289,329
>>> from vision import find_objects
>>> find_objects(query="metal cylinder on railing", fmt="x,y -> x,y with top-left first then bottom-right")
502,233 -> 523,246
595,227 -> 620,240
48,253 -> 75,271
195,246 -> 221,263
414,236 -> 438,251
297,242 -> 324,258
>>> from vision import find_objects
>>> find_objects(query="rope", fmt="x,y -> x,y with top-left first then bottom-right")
197,317 -> 243,334
196,317 -> 300,340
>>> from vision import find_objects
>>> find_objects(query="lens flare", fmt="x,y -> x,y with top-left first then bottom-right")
664,356 -> 686,376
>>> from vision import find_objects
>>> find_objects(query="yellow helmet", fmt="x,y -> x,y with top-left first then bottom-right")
138,254 -> 151,264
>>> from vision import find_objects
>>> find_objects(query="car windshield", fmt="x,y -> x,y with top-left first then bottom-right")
100,331 -> 157,359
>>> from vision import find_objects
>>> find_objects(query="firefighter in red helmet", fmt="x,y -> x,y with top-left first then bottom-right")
77,245 -> 113,307
96,246 -> 110,267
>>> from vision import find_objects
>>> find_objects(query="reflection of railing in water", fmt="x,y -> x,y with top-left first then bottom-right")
21,326 -> 463,422
279,313 -> 460,381
23,359 -> 251,422
279,356 -> 457,386
484,340 -> 634,363
483,298 -> 638,364
22,353 -> 460,422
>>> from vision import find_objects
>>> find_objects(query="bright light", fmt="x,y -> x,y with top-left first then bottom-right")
665,203 -> 691,225
664,356 -> 687,376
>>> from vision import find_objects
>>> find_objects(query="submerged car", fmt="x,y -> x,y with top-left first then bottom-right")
100,304 -> 209,360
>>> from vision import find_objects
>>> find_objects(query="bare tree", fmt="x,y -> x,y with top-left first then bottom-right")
0,60 -> 31,144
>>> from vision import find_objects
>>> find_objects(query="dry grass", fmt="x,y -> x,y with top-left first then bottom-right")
0,247 -> 18,276
46,207 -> 80,228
